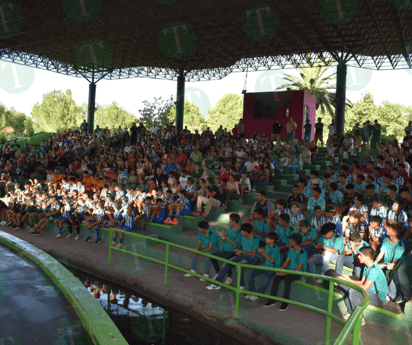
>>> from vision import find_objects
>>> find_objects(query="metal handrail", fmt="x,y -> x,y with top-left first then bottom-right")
104,228 -> 370,345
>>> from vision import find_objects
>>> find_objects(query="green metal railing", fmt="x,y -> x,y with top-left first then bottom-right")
104,228 -> 370,345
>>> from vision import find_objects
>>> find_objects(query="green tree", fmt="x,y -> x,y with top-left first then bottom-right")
277,55 -> 339,116
344,92 -> 377,132
166,101 -> 207,133
138,95 -> 174,129
31,90 -> 82,133
206,93 -> 243,132
0,104 -> 29,143
343,92 -> 409,140
93,101 -> 137,131
376,102 -> 409,141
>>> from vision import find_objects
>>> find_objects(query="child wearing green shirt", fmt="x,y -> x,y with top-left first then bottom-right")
185,220 -> 222,281
211,213 -> 242,285
308,223 -> 344,283
374,222 -> 405,301
247,233 -> 281,301
264,233 -> 308,311
206,223 -> 260,291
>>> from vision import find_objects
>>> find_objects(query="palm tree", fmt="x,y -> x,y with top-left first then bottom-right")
277,54 -> 351,116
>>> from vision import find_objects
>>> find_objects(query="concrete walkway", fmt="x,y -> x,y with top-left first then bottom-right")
0,243 -> 90,345
2,225 -> 411,345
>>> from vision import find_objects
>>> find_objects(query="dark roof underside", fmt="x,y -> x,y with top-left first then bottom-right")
1,0 -> 412,81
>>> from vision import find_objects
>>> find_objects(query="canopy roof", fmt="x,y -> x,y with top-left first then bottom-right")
1,0 -> 412,81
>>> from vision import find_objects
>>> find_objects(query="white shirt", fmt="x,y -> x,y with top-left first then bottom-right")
244,161 -> 259,172
328,124 -> 335,136
179,176 -> 188,189
235,150 -> 245,158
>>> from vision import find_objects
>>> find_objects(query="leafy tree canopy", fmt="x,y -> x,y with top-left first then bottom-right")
31,89 -> 82,133
206,93 -> 243,132
166,101 -> 207,133
138,95 -> 174,129
93,101 -> 137,131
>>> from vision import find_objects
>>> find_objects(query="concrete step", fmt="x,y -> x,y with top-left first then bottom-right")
243,193 -> 257,204
179,215 -> 206,228
256,185 -> 274,193
267,191 -> 290,200
273,174 -> 297,184
302,164 -> 321,171
202,206 -> 225,221
40,223 -> 160,248
273,179 -> 288,188
227,199 -> 244,211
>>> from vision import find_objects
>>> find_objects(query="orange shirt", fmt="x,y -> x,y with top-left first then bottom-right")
106,172 -> 116,180
94,179 -> 104,189
52,173 -> 62,184
83,176 -> 95,188
147,182 -> 157,193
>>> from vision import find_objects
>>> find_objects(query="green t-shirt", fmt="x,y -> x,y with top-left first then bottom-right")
321,234 -> 344,254
301,228 -> 317,243
253,219 -> 271,243
275,224 -> 297,244
191,152 -> 203,163
344,240 -> 369,259
241,234 -> 260,260
198,229 -> 222,251
380,238 -> 405,264
261,244 -> 281,268
223,227 -> 242,251
287,247 -> 308,272
364,263 -> 388,302
192,170 -> 203,179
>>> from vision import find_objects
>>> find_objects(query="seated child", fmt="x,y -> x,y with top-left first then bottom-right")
247,232 -> 281,301
164,190 -> 191,225
55,198 -> 72,238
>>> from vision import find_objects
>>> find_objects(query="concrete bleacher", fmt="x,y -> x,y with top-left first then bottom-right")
13,145 -> 411,328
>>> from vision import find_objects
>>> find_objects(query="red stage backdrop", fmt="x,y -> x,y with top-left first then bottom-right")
243,90 -> 317,141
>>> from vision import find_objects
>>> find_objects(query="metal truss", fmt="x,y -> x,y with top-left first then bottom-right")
1,48 -> 412,83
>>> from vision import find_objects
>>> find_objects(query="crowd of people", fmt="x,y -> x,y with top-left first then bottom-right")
0,116 -> 412,322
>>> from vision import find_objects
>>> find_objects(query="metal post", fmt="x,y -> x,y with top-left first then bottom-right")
335,60 -> 347,136
352,317 -> 362,345
164,244 -> 169,285
88,82 -> 96,134
175,72 -> 185,136
325,279 -> 335,344
108,229 -> 112,265
235,265 -> 242,317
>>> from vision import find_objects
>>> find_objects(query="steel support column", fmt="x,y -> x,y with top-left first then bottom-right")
175,73 -> 185,136
88,82 -> 96,134
335,61 -> 347,135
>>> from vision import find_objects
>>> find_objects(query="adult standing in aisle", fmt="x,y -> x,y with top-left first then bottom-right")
315,118 -> 324,147
271,119 -> 283,142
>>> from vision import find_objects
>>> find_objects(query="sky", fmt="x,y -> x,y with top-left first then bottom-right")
0,60 -> 411,119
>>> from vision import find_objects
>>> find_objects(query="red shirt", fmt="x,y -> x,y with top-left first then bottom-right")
176,154 -> 188,166
361,168 -> 373,175
381,168 -> 392,176
232,127 -> 238,137
400,170 -> 409,180
219,171 -> 230,180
